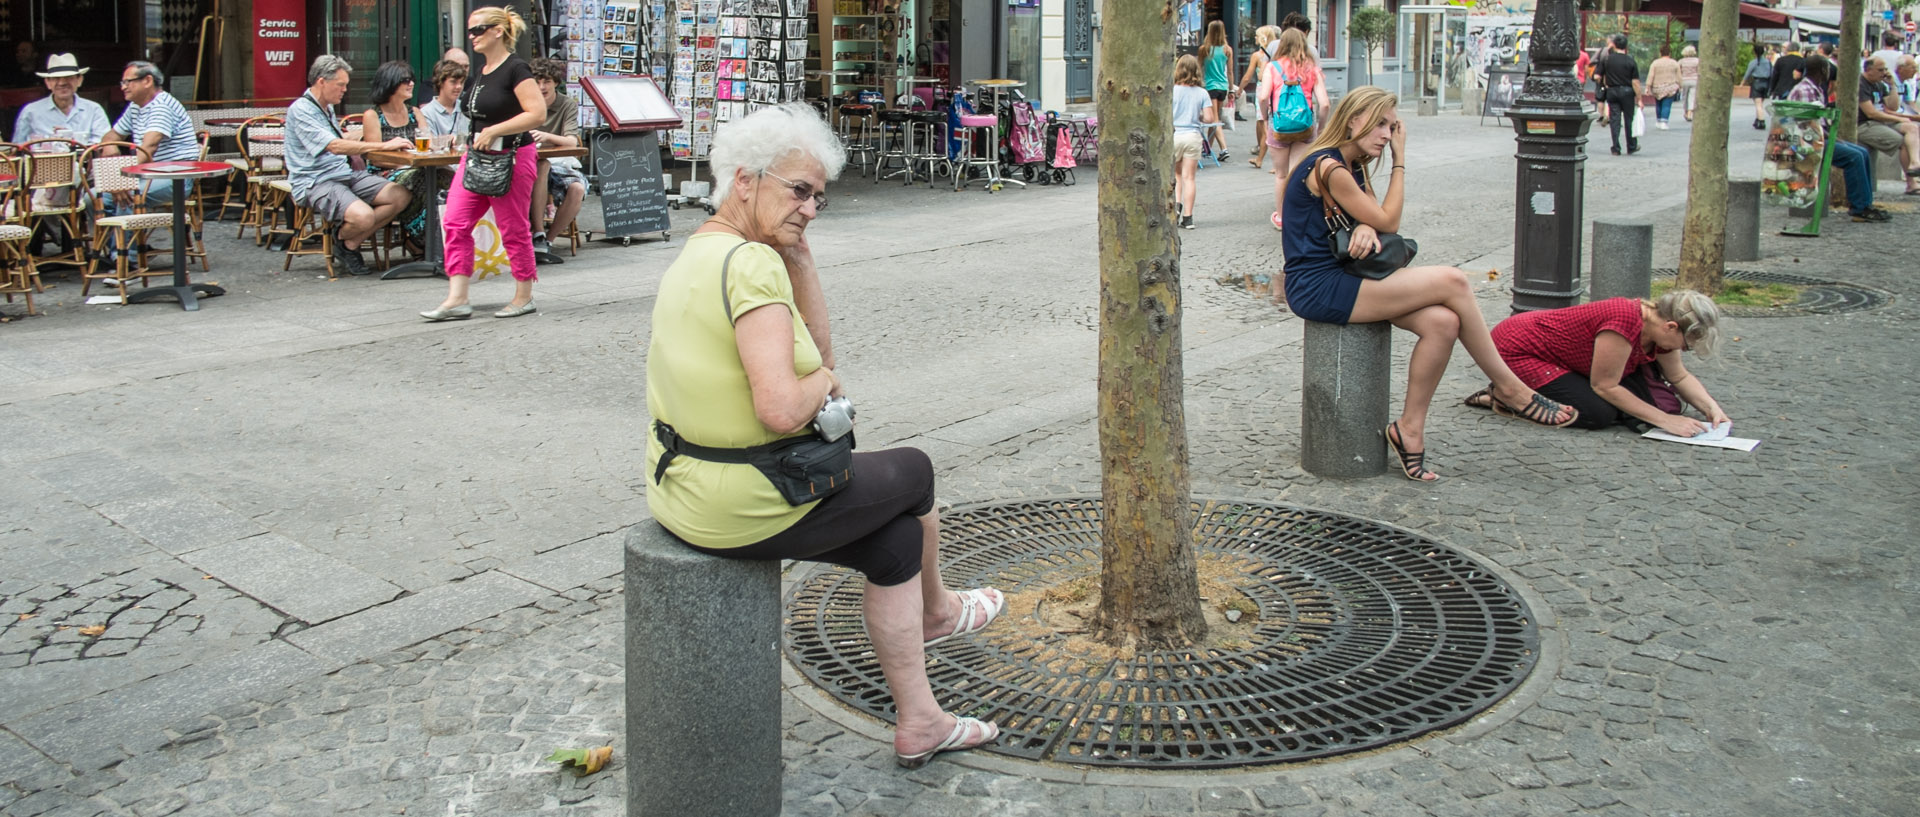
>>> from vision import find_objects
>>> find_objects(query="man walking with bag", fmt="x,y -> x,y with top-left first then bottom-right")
1597,34 -> 1643,156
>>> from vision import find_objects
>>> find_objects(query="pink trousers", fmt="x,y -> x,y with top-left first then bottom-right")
443,142 -> 539,282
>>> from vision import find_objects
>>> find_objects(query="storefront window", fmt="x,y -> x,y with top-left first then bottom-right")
1319,0 -> 1336,59
327,0 -> 384,108
1006,0 -> 1040,88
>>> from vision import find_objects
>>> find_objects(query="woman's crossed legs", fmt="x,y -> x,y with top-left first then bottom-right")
1348,265 -> 1576,472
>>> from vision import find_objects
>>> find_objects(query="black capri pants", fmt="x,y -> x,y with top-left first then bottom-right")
685,447 -> 936,586
1534,369 -> 1659,430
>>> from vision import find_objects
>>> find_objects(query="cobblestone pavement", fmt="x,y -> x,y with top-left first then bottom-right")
1,105 -> 1914,816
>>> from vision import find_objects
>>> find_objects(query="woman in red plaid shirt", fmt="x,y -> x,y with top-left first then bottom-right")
1468,291 -> 1730,436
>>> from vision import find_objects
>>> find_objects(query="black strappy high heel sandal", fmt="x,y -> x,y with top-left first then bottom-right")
1385,422 -> 1438,482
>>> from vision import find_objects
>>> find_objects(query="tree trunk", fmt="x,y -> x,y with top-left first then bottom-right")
1091,0 -> 1206,652
1835,0 -> 1864,145
1676,0 -> 1738,293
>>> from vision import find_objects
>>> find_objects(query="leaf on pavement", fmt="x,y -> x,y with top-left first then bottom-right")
79,625 -> 107,637
544,746 -> 614,776
16,613 -> 34,621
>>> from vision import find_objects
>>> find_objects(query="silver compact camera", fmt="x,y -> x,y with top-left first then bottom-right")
812,395 -> 856,442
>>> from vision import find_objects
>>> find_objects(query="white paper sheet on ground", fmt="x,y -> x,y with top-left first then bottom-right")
85,295 -> 121,305
1641,422 -> 1759,451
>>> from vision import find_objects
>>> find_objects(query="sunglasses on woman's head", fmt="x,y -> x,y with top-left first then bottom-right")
467,24 -> 496,36
762,171 -> 828,212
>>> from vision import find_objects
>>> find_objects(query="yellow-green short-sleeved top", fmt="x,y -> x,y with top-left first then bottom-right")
645,233 -> 823,548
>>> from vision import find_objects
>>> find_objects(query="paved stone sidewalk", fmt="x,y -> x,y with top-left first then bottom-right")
1,105 -> 1914,815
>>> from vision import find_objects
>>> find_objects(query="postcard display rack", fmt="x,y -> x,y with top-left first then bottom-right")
556,0 -> 805,163
556,0 -> 668,130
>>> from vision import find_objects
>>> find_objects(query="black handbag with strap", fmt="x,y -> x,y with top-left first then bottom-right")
462,146 -> 515,197
1316,161 -> 1418,280
650,242 -> 854,506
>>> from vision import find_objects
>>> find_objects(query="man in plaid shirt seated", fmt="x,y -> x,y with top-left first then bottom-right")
1785,57 -> 1888,223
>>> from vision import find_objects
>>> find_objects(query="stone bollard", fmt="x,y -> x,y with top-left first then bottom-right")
626,522 -> 781,817
1300,321 -> 1391,478
1417,98 -> 1438,117
1588,220 -> 1653,301
1725,179 -> 1761,263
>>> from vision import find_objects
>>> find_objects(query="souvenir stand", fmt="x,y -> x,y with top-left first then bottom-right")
1761,101 -> 1837,238
552,0 -> 669,130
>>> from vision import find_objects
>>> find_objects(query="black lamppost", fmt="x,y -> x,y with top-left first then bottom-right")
1506,0 -> 1591,313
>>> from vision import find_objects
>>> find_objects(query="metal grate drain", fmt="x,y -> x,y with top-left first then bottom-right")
784,498 -> 1540,768
1649,269 -> 1890,317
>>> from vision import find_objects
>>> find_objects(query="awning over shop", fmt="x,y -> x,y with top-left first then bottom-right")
1645,0 -> 1791,29
1686,0 -> 1791,26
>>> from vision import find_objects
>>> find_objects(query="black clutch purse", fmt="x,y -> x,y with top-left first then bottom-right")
462,147 -> 515,197
1317,162 -> 1417,280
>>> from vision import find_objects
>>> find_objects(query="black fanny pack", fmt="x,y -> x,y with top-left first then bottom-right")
652,421 -> 853,506
649,240 -> 855,506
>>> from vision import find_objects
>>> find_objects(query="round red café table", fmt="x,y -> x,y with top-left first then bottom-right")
120,161 -> 232,311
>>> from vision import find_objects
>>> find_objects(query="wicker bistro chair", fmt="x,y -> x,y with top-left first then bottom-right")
79,144 -> 172,303
236,117 -> 288,244
0,150 -> 41,315
270,179 -> 338,279
17,138 -> 89,269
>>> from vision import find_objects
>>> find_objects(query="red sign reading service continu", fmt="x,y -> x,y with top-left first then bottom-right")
254,0 -> 307,99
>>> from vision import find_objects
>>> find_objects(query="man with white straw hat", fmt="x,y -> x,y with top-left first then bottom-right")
12,53 -> 110,145
12,54 -> 110,257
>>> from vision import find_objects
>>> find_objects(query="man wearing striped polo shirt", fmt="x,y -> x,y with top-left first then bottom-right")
102,61 -> 199,208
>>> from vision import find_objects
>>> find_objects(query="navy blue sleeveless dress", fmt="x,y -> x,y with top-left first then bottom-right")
1282,147 -> 1367,324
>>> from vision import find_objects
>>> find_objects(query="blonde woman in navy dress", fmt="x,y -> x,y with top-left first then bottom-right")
1280,87 -> 1578,482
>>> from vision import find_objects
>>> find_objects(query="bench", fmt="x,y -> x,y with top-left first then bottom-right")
624,522 -> 781,817
1300,321 -> 1391,478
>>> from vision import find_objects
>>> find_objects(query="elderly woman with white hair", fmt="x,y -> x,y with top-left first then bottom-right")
643,103 -> 1004,768
1466,291 -> 1730,436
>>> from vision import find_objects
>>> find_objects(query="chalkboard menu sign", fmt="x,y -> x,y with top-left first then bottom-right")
594,129 -> 672,238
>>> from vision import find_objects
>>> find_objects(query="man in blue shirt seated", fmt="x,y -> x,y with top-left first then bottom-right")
284,54 -> 413,276
100,61 -> 201,208
1786,58 -> 1887,223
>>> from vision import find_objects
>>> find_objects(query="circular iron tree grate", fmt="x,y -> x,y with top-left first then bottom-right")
1650,269 -> 1890,317
784,498 -> 1541,769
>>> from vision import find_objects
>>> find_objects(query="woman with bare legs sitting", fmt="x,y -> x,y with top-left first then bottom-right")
1279,86 -> 1578,481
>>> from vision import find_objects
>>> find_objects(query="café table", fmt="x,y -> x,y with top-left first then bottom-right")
366,145 -> 590,279
120,161 -> 230,311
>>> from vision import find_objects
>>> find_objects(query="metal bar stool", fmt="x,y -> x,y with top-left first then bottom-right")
837,103 -> 878,177
950,112 -> 1004,192
874,108 -> 914,184
906,110 -> 950,188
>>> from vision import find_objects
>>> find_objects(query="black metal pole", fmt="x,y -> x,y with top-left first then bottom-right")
1506,0 -> 1591,313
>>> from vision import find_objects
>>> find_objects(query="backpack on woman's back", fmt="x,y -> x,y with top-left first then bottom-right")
1268,60 -> 1314,141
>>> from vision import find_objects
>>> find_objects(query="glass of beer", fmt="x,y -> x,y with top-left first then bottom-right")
414,136 -> 432,153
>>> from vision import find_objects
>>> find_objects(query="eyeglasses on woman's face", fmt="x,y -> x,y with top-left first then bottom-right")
761,170 -> 828,212
467,23 -> 497,37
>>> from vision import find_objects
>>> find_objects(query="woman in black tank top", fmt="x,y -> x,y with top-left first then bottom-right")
360,61 -> 432,251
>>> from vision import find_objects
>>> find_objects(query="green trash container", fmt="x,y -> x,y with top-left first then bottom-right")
1760,100 -> 1838,237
